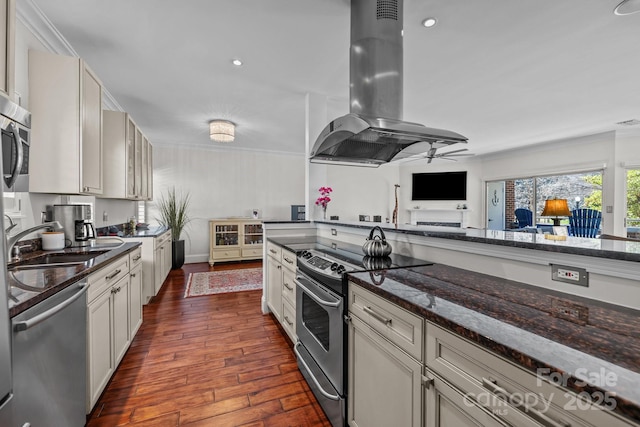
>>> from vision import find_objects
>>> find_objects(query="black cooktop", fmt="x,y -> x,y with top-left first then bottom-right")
296,243 -> 432,296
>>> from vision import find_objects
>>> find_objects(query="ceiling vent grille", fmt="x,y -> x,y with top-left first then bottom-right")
616,119 -> 640,126
376,0 -> 398,20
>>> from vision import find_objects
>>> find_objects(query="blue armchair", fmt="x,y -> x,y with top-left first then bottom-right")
568,209 -> 601,237
514,208 -> 533,228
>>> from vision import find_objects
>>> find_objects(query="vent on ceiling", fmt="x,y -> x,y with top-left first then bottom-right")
616,119 -> 640,126
376,0 -> 398,20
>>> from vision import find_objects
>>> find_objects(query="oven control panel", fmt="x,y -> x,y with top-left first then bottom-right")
299,249 -> 356,279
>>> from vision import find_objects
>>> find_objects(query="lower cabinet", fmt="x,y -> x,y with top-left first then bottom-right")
348,282 -> 424,427
86,248 -> 143,413
127,229 -> 172,304
265,241 -> 297,342
424,370 -> 507,427
348,313 -> 423,427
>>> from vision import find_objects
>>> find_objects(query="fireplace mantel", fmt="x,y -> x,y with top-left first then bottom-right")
407,209 -> 470,228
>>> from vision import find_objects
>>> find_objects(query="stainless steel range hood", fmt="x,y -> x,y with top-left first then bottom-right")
310,0 -> 467,167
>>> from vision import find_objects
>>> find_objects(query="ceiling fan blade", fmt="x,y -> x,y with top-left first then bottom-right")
436,148 -> 469,157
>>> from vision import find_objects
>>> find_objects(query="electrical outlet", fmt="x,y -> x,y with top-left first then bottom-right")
103,211 -> 108,222
551,264 -> 589,287
331,228 -> 337,236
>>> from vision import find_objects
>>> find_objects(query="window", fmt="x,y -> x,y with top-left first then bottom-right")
488,170 -> 603,229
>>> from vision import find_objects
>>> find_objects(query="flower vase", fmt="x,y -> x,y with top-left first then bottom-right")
323,207 -> 327,220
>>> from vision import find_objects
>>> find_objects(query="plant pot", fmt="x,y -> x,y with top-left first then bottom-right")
172,240 -> 185,269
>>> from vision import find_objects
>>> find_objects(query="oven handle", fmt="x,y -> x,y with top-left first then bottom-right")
295,276 -> 340,308
6,122 -> 24,188
293,342 -> 341,401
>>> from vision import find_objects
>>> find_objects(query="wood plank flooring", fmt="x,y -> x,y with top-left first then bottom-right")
86,261 -> 331,426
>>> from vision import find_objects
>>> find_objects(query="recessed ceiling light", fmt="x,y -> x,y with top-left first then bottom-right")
422,17 -> 437,28
232,59 -> 243,66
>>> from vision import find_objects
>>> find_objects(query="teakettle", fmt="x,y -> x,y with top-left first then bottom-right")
362,226 -> 392,257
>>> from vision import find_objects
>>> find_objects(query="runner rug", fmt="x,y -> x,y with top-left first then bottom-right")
184,268 -> 263,297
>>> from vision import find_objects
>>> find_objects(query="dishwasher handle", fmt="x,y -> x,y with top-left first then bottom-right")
14,282 -> 88,332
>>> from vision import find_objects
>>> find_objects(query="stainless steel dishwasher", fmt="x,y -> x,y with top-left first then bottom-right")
11,279 -> 88,426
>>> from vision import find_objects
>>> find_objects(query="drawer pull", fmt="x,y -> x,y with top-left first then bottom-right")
482,378 -> 571,427
106,269 -> 122,281
133,255 -> 142,261
284,315 -> 294,326
283,282 -> 293,291
283,256 -> 293,264
269,249 -> 277,254
363,306 -> 392,325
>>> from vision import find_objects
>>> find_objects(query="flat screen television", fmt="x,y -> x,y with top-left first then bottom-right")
412,171 -> 467,201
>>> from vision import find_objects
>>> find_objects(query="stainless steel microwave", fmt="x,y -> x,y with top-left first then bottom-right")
0,96 -> 30,192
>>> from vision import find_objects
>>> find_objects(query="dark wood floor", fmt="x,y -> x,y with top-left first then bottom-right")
86,261 -> 331,426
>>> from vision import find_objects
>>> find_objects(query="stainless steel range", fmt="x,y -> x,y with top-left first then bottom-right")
294,248 -> 357,427
293,245 -> 432,427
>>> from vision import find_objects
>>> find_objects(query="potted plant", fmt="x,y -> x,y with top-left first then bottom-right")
156,187 -> 191,269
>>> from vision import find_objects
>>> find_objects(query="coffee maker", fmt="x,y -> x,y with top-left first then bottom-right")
52,204 -> 96,248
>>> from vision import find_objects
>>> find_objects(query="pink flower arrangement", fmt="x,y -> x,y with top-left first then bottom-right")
315,186 -> 333,209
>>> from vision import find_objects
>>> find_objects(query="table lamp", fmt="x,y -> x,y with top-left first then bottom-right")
541,198 -> 571,226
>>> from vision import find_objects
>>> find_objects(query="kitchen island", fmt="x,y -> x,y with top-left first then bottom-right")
347,262 -> 640,426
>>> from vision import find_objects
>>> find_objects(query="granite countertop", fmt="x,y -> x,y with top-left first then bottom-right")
8,241 -> 141,317
347,264 -> 640,424
97,225 -> 169,238
315,220 -> 640,263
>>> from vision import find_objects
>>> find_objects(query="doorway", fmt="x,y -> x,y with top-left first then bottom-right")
486,181 -> 505,230
626,169 -> 640,238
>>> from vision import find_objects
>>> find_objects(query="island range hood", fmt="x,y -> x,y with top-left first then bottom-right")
310,0 -> 467,167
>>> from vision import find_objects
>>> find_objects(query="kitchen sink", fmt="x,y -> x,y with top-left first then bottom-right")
11,250 -> 110,269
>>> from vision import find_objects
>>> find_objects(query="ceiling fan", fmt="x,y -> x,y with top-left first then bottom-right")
422,144 -> 473,163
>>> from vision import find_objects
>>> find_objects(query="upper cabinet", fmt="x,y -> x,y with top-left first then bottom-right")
102,110 -> 153,200
0,0 -> 15,100
28,50 -> 103,195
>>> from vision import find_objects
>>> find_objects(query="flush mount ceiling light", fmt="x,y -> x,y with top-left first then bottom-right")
614,0 -> 640,15
231,58 -> 243,66
422,17 -> 437,27
209,120 -> 235,142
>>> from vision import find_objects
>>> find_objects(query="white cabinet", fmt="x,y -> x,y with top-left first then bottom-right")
29,50 -> 103,195
0,0 -> 15,99
347,283 -> 424,427
127,229 -> 172,304
425,322 -> 637,427
129,246 -> 143,337
265,241 -> 297,342
155,231 -> 172,294
86,254 -> 130,412
209,219 -> 263,265
102,111 -> 154,200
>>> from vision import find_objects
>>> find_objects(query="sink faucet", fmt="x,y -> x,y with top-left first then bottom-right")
4,214 -> 17,234
6,221 -> 64,261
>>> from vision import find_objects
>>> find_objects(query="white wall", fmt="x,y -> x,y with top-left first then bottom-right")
150,144 -> 306,263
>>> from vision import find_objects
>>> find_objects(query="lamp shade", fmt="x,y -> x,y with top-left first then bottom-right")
541,198 -> 571,217
209,120 -> 235,142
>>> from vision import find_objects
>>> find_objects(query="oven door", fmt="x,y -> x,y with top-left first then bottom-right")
295,271 -> 344,392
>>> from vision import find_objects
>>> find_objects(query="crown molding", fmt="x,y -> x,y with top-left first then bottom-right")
16,0 -> 124,112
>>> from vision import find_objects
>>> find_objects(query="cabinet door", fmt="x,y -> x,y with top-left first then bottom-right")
87,288 -> 113,411
129,264 -> 143,338
81,64 -> 103,194
425,372 -> 507,427
126,116 -> 136,198
140,135 -> 149,200
134,127 -> 142,197
266,255 -> 282,320
113,276 -> 130,366
154,246 -> 163,294
0,0 -> 14,98
162,239 -> 172,277
348,314 -> 422,427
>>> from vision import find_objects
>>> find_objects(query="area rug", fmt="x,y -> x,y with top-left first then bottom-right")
184,268 -> 263,297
